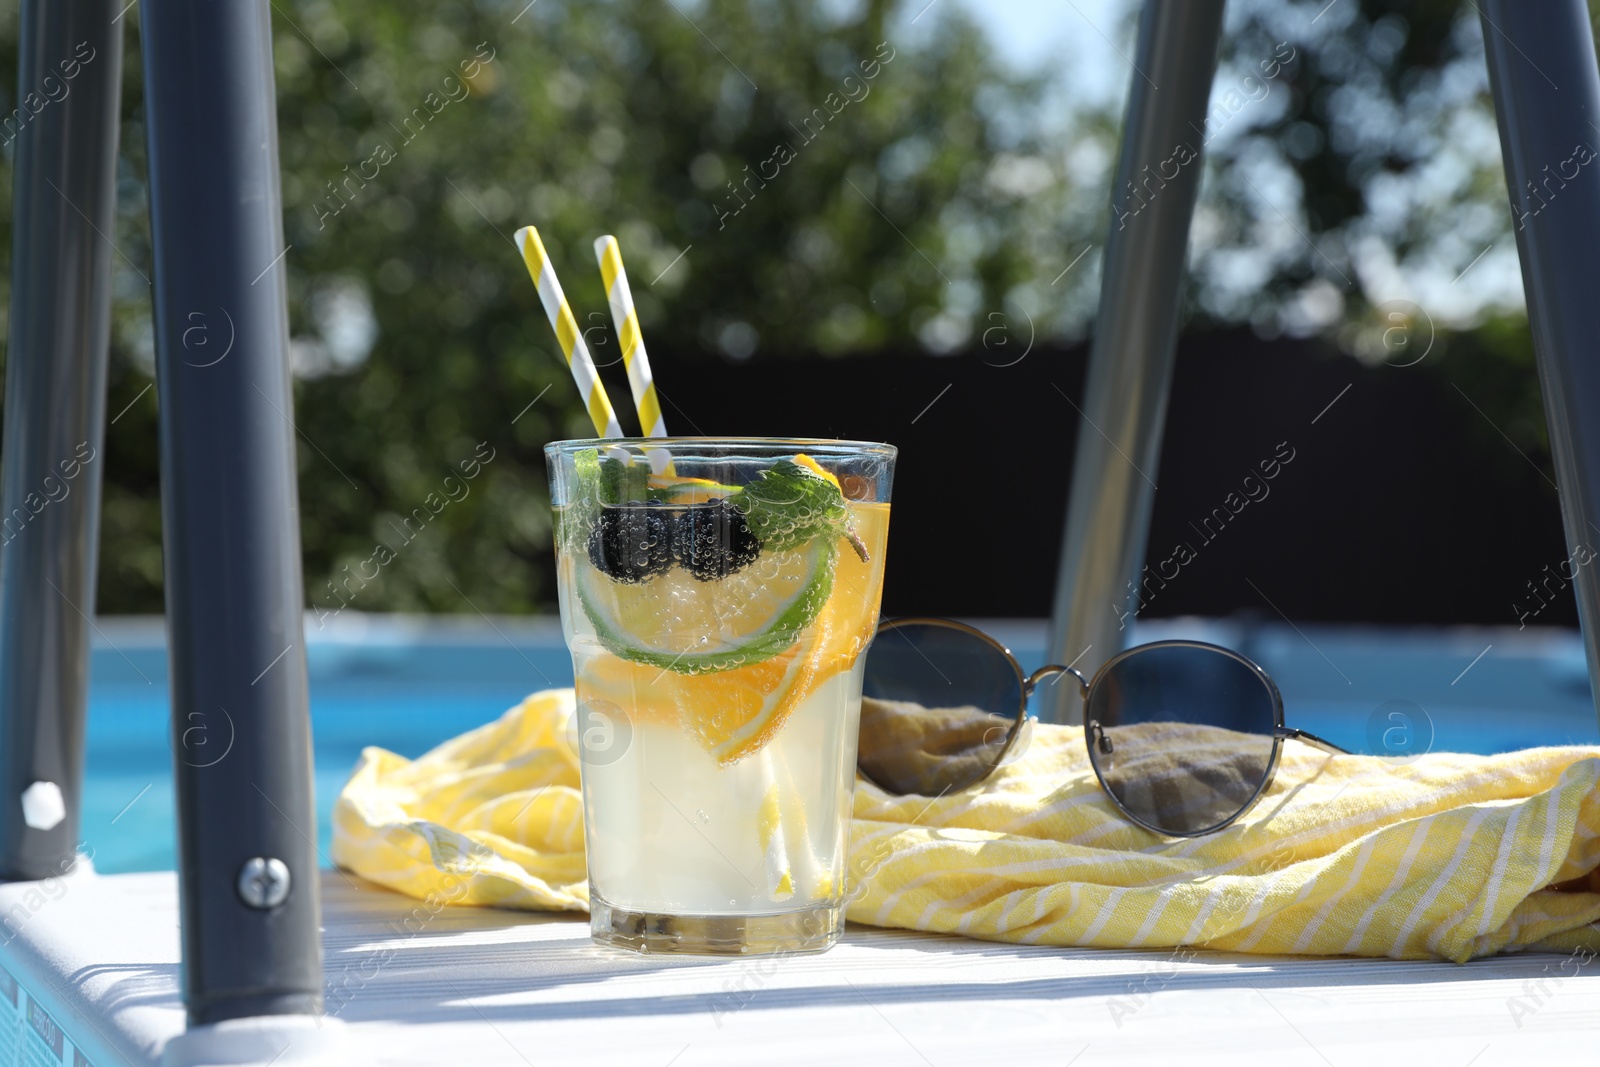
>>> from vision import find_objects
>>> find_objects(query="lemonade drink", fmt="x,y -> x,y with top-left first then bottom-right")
546,439 -> 894,954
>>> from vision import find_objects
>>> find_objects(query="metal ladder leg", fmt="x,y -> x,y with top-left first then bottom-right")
142,0 -> 323,1027
1045,0 -> 1226,715
1480,0 -> 1600,726
0,0 -> 123,882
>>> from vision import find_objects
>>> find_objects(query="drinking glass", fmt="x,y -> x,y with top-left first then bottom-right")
545,438 -> 895,954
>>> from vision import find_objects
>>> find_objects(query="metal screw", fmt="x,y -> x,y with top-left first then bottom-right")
237,856 -> 291,909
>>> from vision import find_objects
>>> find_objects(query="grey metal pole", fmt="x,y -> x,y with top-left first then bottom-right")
1044,0 -> 1226,717
0,0 -> 122,881
1480,0 -> 1600,726
142,0 -> 322,1025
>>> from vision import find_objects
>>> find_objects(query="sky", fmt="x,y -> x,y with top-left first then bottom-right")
953,0 -> 1131,94
918,0 -> 1134,104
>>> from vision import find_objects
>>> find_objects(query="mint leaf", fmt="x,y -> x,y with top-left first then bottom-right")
730,459 -> 848,553
599,455 -> 651,504
573,447 -> 603,506
565,451 -> 657,555
560,447 -> 606,555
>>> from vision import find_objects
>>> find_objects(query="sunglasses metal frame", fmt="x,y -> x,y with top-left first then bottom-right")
865,619 -> 1347,838
863,618 -> 1035,793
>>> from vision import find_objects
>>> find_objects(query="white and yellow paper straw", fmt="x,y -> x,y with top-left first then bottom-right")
758,750 -> 795,902
595,235 -> 674,472
593,236 -> 666,438
515,225 -> 623,438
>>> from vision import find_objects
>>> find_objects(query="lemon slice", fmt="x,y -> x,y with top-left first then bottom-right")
576,537 -> 837,675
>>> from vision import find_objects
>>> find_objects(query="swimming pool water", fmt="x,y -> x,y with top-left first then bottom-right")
80,615 -> 1600,873
86,616 -> 572,873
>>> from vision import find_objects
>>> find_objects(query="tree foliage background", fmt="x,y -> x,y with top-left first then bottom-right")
0,0 -> 1588,616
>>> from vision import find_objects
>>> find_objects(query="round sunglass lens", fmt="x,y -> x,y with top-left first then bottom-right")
1085,643 -> 1279,836
859,622 -> 1025,796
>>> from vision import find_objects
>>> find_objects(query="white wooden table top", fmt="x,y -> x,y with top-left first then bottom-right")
2,868 -> 1596,1066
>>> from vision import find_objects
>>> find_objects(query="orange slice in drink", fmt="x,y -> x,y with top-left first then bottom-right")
684,531 -> 886,763
576,497 -> 890,765
679,633 -> 825,762
575,609 -> 831,764
792,453 -> 840,488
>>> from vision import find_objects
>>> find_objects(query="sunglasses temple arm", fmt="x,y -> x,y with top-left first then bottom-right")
1277,725 -> 1349,755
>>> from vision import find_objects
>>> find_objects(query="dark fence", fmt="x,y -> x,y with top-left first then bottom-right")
659,327 -> 1570,627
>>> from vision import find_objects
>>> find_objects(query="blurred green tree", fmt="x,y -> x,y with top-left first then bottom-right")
0,0 -> 1088,615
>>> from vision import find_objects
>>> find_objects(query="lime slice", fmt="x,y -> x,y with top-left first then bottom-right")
576,536 -> 837,675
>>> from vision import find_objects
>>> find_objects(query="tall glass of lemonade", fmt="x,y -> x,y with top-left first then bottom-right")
546,438 -> 894,955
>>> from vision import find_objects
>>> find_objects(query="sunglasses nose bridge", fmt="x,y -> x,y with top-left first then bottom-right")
1024,664 -> 1089,697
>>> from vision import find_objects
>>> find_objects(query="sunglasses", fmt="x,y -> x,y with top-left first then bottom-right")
857,618 -> 1347,837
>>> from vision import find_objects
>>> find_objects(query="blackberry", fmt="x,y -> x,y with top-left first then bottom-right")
674,499 -> 762,581
587,503 -> 674,583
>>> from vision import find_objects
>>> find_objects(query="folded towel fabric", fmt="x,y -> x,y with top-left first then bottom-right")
331,688 -> 1600,961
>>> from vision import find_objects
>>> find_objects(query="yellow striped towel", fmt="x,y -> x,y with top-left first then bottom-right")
331,688 -> 1600,961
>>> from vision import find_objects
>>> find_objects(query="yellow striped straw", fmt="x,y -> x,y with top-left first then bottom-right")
595,235 -> 673,473
758,751 -> 794,902
514,225 -> 623,438
593,236 -> 666,437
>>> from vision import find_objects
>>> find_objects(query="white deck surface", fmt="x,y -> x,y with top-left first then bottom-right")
3,868 -> 1598,1066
